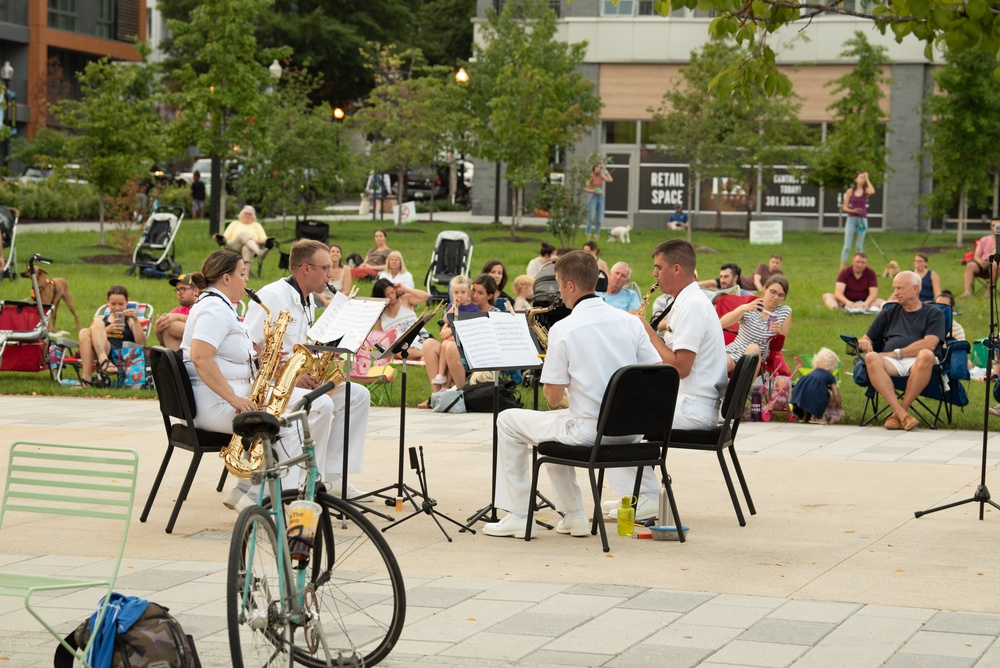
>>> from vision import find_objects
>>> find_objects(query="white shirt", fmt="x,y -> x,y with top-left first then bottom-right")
526,257 -> 553,279
376,270 -> 414,289
542,296 -> 660,421
244,278 -> 314,354
181,287 -> 254,384
664,281 -> 727,409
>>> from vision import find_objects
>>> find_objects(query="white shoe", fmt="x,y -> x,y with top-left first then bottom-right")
223,487 -> 255,512
324,478 -> 372,503
431,374 -> 448,386
607,494 -> 657,521
483,513 -> 533,538
555,515 -> 590,537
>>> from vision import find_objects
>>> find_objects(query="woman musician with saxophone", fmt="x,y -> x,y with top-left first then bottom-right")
180,250 -> 302,512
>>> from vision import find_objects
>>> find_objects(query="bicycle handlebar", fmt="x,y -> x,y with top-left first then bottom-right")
28,254 -> 52,270
277,381 -> 336,429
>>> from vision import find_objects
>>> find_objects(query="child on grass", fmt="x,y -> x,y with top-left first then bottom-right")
790,347 -> 843,424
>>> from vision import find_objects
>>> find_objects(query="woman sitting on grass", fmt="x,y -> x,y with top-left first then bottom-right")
378,251 -> 414,289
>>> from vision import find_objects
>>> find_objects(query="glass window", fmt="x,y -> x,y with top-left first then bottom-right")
48,0 -> 77,31
96,0 -> 114,38
637,0 -> 655,15
603,121 -> 638,145
603,0 -> 634,16
640,120 -> 668,146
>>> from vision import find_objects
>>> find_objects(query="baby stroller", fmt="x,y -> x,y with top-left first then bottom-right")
0,253 -> 55,379
424,230 -> 473,302
0,205 -> 19,281
126,206 -> 184,278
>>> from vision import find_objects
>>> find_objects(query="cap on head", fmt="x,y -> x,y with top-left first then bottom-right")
169,273 -> 193,287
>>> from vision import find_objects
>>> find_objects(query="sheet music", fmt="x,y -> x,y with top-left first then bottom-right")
455,312 -> 541,370
307,294 -> 387,353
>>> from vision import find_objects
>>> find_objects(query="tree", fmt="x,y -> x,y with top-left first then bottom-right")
52,57 -> 164,245
654,0 -> 1000,100
922,43 -> 1000,246
807,32 -> 890,194
468,0 -> 601,236
166,0 -> 290,235
353,45 -> 470,227
651,40 -> 805,235
533,154 -> 600,247
239,68 -> 360,222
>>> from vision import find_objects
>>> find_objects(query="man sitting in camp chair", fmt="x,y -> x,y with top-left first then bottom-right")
857,271 -> 946,431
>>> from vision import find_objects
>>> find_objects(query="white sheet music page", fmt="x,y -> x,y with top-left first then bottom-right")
307,293 -> 387,353
456,312 -> 540,370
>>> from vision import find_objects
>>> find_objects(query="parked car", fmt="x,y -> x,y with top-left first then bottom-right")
175,158 -> 241,195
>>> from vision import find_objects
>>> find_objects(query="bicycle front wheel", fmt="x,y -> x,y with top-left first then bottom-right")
286,490 -> 407,667
228,505 -> 294,668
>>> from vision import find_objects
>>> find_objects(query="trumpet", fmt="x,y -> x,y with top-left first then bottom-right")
636,282 -> 660,320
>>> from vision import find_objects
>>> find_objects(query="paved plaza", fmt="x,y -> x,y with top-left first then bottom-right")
1,395 -> 999,666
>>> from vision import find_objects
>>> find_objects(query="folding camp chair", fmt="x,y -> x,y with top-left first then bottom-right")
51,303 -> 154,386
841,302 -> 970,429
0,442 -> 138,667
351,330 -> 398,406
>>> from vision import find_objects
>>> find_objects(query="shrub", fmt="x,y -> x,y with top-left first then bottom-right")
0,180 -> 100,220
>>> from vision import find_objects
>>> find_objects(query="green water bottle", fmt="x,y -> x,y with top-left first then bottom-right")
617,496 -> 635,536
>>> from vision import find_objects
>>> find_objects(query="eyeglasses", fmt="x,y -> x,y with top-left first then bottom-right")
303,263 -> 333,273
175,285 -> 193,293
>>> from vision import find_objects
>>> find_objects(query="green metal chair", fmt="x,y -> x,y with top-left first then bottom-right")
0,442 -> 138,667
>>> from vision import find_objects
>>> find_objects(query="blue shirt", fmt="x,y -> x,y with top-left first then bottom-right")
601,288 -> 640,312
669,211 -> 689,224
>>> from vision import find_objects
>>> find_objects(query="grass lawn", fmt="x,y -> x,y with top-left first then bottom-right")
0,215 -> 995,431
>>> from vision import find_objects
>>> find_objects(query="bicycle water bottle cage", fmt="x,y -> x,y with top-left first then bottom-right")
233,411 -> 281,438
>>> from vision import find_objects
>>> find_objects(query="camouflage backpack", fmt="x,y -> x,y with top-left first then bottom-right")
54,600 -> 201,668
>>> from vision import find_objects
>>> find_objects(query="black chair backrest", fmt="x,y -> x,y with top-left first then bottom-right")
296,219 -> 329,244
598,364 -> 681,441
145,216 -> 174,246
149,346 -> 196,422
435,238 -> 467,276
721,352 -> 760,420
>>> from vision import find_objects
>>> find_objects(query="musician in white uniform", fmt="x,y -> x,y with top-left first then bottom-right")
244,239 -> 371,499
181,250 -> 302,510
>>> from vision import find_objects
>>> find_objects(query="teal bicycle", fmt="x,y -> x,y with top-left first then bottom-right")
227,382 -> 406,667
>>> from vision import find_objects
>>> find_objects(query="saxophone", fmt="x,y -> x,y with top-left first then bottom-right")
527,299 -> 563,351
636,283 -> 660,320
220,289 -> 344,479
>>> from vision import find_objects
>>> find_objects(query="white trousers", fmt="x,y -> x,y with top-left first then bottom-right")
495,408 -> 638,516
304,380 -> 370,480
607,394 -> 720,499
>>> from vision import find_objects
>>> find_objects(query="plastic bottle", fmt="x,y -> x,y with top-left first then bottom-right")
617,496 -> 635,536
658,483 -> 672,527
751,388 -> 762,422
287,499 -> 321,565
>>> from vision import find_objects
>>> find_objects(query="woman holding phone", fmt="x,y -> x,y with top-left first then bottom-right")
719,275 -> 792,374
77,284 -> 146,386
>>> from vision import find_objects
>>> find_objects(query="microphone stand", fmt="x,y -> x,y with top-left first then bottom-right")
914,244 -> 1000,520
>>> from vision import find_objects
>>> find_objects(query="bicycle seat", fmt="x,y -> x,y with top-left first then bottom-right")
232,411 -> 281,438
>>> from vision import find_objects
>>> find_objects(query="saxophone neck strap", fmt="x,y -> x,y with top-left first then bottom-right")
285,277 -> 314,327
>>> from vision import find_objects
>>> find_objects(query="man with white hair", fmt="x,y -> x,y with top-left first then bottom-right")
858,270 -> 946,431
601,261 -> 641,313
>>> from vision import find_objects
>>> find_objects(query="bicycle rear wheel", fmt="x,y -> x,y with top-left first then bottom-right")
271,489 -> 406,667
228,505 -> 294,668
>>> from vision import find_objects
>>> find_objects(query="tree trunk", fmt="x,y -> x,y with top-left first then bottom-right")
98,196 -> 106,246
509,188 -> 521,238
714,178 -> 723,231
686,177 -> 695,245
396,168 -> 406,229
956,184 -> 966,248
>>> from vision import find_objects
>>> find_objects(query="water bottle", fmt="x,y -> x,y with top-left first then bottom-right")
287,499 -> 321,566
616,496 -> 635,536
658,483 -> 671,527
751,388 -> 762,422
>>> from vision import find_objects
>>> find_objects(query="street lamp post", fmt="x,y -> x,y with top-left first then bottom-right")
1,61 -> 14,172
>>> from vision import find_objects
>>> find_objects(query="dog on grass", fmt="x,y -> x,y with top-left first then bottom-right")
19,265 -> 81,332
882,260 -> 901,279
608,225 -> 632,243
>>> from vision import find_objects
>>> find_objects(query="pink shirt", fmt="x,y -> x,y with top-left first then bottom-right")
977,234 -> 996,259
171,305 -> 192,316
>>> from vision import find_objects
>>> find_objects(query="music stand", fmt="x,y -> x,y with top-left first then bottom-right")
446,312 -> 544,532
366,309 -> 465,539
383,445 -> 467,540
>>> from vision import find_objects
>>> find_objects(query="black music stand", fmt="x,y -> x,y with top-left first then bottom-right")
365,309 -> 465,539
383,445 -> 467,541
447,312 -> 544,532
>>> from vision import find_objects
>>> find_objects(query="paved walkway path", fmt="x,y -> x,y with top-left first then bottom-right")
0,396 -> 998,666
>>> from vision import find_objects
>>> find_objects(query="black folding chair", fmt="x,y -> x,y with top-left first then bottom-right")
140,346 -> 230,533
667,352 -> 759,527
526,364 -> 683,553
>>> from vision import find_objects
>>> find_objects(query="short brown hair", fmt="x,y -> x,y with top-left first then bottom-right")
193,249 -> 241,289
106,284 -> 129,300
290,239 -> 329,269
764,274 -> 789,296
652,239 -> 696,275
554,250 -> 598,292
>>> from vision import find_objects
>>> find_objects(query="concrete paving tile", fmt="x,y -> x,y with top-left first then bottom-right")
739,618 -> 836,645
793,614 -> 926,668
565,582 -> 647,599
385,639 -> 450,656
855,604 -> 936,620
923,611 -> 1000,636
0,605 -> 93,632
618,589 -> 715,613
488,611 -> 590,637
678,602 -> 774,629
711,593 -> 786,609
111,568 -> 206,590
151,580 -> 228,605
419,575 -> 504,591
520,649 -> 616,666
768,599 -> 860,623
899,631 -> 995,658
544,607 -> 677,655
886,655 -> 976,668
708,639 -> 806,666
642,622 -> 743,649
974,637 -> 1000,667
400,598 -> 533,644
474,580 -> 572,602
404,586 -> 481,608
531,593 -> 626,617
440,630 -> 550,660
605,643 -> 711,667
